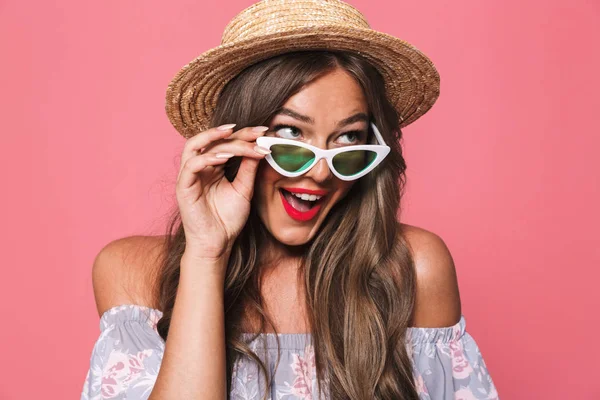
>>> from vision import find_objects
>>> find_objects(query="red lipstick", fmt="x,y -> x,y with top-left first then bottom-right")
279,189 -> 325,222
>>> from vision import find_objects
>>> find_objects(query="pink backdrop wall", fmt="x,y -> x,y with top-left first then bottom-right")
1,0 -> 598,398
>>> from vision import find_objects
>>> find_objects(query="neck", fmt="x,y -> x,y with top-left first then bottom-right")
259,233 -> 305,271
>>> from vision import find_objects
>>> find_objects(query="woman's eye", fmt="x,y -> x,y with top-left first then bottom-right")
273,125 -> 302,139
336,131 -> 362,145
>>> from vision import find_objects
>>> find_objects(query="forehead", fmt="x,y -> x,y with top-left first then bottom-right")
278,69 -> 368,124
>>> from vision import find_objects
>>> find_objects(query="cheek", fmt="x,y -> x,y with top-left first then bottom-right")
334,182 -> 355,203
253,160 -> 280,205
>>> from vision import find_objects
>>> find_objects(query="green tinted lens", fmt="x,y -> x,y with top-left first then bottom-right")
332,150 -> 377,176
270,144 -> 315,173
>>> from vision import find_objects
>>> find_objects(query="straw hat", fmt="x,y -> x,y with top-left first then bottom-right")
165,0 -> 440,139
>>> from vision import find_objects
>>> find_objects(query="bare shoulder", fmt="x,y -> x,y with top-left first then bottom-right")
92,235 -> 167,317
399,223 -> 462,328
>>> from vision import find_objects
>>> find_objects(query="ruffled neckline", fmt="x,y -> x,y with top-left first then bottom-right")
99,304 -> 467,347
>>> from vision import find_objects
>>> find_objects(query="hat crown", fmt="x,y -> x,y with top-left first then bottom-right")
221,0 -> 371,44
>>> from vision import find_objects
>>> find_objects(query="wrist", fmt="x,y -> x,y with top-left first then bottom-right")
180,251 -> 230,280
183,243 -> 232,263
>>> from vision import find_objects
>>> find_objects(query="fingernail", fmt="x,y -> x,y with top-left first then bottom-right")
215,153 -> 235,159
252,126 -> 269,133
217,123 -> 236,131
254,145 -> 271,155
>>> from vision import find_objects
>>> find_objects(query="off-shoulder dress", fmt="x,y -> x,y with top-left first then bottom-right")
81,304 -> 499,399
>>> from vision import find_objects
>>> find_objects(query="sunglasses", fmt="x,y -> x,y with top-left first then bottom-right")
255,122 -> 390,181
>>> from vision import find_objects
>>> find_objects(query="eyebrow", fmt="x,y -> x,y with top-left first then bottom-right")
275,107 -> 369,128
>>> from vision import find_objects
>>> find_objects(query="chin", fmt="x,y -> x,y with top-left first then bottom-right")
256,198 -> 330,247
269,224 -> 317,246
256,205 -> 324,246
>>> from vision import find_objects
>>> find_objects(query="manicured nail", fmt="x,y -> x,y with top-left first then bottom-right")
254,145 -> 271,155
215,153 -> 235,159
217,123 -> 236,131
252,126 -> 269,133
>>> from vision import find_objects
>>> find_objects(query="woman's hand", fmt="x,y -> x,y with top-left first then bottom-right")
175,124 -> 271,261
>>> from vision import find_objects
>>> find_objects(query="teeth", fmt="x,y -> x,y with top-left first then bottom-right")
291,192 -> 322,201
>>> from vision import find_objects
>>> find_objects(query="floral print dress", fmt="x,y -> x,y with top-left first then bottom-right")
81,304 -> 499,399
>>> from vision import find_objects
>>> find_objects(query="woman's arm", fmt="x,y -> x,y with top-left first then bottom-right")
149,252 -> 229,400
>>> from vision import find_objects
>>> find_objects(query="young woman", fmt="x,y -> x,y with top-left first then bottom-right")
81,1 -> 499,399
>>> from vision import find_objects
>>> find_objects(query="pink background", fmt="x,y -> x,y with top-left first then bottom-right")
1,0 -> 598,398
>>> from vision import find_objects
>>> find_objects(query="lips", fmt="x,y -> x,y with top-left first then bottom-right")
279,188 -> 325,222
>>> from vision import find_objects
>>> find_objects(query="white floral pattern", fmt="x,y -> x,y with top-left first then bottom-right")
81,304 -> 499,399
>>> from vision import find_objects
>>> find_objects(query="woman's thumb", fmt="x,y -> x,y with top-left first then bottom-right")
231,156 -> 262,201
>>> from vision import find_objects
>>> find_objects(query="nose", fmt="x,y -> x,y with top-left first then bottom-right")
306,157 -> 333,183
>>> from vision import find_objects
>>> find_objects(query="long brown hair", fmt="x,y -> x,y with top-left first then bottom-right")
153,50 -> 419,399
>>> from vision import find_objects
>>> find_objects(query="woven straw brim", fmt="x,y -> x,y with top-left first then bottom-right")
165,26 -> 440,139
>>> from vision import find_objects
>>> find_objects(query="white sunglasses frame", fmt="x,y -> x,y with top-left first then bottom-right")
255,121 -> 390,181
